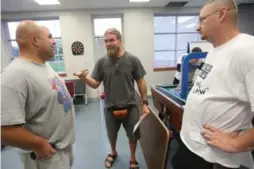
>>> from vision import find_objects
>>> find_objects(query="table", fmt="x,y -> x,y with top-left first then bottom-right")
150,85 -> 187,132
151,84 -> 254,166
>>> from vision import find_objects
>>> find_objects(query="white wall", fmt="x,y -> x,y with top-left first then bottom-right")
1,7 -> 254,98
123,9 -> 176,94
58,9 -> 176,98
1,21 -> 13,70
59,11 -> 99,98
58,8 -> 190,98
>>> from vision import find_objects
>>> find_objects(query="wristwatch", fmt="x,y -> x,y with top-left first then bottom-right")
143,100 -> 149,105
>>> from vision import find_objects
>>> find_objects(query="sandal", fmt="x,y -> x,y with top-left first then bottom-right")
130,160 -> 139,169
105,153 -> 117,168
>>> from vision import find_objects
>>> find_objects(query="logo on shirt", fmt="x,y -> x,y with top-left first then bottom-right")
192,63 -> 213,95
199,63 -> 213,80
192,81 -> 209,95
51,77 -> 72,113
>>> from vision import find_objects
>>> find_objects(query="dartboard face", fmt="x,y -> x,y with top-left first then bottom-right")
71,41 -> 84,55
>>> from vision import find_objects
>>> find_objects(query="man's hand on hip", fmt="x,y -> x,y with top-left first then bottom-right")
201,125 -> 239,153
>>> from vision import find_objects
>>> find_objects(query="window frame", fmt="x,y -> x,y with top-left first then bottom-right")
153,13 -> 200,71
91,15 -> 124,62
6,19 -> 66,74
91,15 -> 124,39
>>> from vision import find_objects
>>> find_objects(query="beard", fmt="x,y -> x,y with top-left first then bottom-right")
107,45 -> 120,58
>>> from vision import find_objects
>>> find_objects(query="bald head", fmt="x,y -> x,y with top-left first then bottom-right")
204,0 -> 238,23
206,0 -> 238,9
16,20 -> 42,44
15,20 -> 56,62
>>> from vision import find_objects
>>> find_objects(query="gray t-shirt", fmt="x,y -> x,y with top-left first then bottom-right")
1,58 -> 75,150
92,52 -> 146,107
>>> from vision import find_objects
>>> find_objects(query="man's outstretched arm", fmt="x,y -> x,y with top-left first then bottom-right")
74,69 -> 101,89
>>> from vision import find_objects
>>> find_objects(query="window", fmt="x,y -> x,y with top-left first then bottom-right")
7,20 -> 65,73
153,16 -> 200,69
93,16 -> 122,58
92,17 -> 123,94
93,17 -> 122,37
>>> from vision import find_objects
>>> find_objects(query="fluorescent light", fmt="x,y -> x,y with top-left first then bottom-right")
34,0 -> 60,5
129,0 -> 150,2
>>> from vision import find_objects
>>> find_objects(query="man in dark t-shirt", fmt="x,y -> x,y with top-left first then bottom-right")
74,28 -> 150,169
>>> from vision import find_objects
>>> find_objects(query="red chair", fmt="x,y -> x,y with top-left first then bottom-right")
65,80 -> 75,98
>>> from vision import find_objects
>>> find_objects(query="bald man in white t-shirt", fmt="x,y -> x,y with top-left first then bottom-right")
172,1 -> 254,169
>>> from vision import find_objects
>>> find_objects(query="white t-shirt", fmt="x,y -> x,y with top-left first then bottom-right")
175,54 -> 185,80
180,33 -> 254,168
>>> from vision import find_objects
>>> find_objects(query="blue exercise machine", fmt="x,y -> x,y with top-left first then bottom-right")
180,52 -> 207,99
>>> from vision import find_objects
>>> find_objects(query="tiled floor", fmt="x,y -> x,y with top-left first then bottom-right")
2,99 -> 253,169
1,99 -> 152,169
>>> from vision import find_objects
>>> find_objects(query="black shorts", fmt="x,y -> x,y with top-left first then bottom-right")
172,140 -> 240,169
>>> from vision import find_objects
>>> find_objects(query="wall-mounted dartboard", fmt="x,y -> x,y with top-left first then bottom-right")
71,41 -> 84,55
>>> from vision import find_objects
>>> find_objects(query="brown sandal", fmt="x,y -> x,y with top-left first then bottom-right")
130,160 -> 139,169
105,153 -> 117,168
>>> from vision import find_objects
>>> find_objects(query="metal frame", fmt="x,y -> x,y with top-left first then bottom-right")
6,19 -> 66,74
180,52 -> 207,99
65,79 -> 88,105
73,80 -> 88,105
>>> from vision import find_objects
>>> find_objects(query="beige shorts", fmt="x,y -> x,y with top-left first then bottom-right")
19,146 -> 74,169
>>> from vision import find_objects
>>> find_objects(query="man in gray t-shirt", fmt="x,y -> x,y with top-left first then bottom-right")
92,51 -> 146,108
74,28 -> 150,169
1,21 -> 75,169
